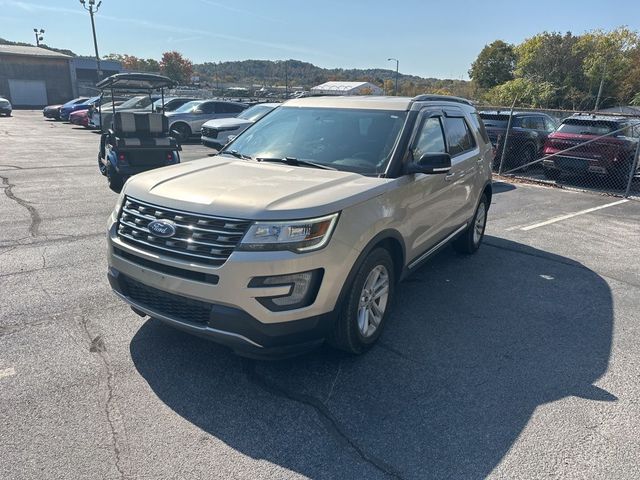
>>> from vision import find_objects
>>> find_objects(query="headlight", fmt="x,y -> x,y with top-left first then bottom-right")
238,213 -> 339,253
111,191 -> 126,221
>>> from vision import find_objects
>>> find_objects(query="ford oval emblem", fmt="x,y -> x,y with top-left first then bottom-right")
148,220 -> 177,238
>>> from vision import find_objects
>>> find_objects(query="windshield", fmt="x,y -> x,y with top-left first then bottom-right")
63,97 -> 88,107
237,104 -> 276,122
117,95 -> 152,110
224,106 -> 407,175
174,100 -> 204,113
557,120 -> 619,136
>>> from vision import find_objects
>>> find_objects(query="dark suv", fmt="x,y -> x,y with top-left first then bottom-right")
542,114 -> 640,186
480,111 -> 558,170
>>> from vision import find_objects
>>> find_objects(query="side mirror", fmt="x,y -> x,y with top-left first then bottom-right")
406,152 -> 452,174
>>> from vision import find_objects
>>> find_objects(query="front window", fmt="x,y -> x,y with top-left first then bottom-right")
117,96 -> 153,110
224,106 -> 407,175
174,100 -> 203,113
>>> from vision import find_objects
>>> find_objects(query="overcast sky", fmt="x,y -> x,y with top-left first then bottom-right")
1,0 -> 638,79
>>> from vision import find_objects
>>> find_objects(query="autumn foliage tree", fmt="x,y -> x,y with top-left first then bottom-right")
160,51 -> 194,84
104,53 -> 159,72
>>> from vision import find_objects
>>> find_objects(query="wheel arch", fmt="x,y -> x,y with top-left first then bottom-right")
335,229 -> 406,311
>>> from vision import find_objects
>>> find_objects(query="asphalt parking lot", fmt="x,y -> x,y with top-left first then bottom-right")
1,110 -> 639,480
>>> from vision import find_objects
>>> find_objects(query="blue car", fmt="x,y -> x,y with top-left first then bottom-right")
60,96 -> 100,121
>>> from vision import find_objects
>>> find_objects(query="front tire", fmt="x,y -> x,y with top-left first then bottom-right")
172,123 -> 191,142
328,248 -> 395,354
453,193 -> 488,254
107,165 -> 124,193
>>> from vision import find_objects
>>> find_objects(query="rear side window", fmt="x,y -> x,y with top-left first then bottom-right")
413,117 -> 446,159
444,117 -> 476,156
199,102 -> 217,114
469,112 -> 490,144
218,103 -> 245,114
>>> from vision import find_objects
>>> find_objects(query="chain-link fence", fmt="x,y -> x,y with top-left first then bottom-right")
477,106 -> 640,200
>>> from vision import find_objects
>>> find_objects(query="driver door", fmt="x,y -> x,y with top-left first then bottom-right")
401,108 -> 459,264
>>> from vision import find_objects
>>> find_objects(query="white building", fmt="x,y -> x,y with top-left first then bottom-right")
310,81 -> 383,96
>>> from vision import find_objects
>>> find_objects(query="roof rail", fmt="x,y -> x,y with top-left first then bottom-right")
411,94 -> 473,106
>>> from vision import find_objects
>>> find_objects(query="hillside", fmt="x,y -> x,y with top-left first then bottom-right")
194,59 -> 471,96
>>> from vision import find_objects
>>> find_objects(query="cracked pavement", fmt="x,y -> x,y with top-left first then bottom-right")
1,111 -> 640,479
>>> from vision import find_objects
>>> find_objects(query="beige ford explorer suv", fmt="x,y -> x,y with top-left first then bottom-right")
107,94 -> 493,357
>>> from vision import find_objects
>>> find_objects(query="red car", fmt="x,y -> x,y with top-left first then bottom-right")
69,109 -> 90,128
543,114 -> 640,186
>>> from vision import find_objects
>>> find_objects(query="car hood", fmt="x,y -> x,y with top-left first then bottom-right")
202,118 -> 251,129
124,156 -> 393,220
44,104 -> 62,110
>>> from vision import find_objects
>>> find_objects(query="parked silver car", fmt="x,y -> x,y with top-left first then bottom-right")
107,94 -> 493,357
166,100 -> 247,141
201,102 -> 279,150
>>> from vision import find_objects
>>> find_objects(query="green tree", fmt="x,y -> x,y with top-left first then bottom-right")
485,78 -> 556,108
160,51 -> 194,84
576,27 -> 640,107
469,40 -> 516,89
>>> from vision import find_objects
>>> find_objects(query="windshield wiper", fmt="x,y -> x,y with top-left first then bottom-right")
256,156 -> 336,170
219,150 -> 252,160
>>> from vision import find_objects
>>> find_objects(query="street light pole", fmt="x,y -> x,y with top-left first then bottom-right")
387,58 -> 399,96
79,0 -> 103,80
33,28 -> 45,47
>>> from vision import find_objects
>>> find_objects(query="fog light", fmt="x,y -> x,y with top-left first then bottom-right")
248,269 -> 323,311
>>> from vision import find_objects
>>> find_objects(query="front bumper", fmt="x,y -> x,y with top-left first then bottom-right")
108,267 -> 333,357
201,136 -> 224,150
106,216 -> 359,356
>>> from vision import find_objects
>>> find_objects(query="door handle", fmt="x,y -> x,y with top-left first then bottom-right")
444,172 -> 455,181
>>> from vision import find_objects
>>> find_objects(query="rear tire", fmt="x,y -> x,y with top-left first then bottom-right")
328,248 -> 395,354
453,193 -> 488,254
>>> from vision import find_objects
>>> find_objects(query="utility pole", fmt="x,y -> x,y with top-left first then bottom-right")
594,57 -> 608,111
285,60 -> 289,99
79,0 -> 103,80
387,57 -> 399,96
33,28 -> 45,47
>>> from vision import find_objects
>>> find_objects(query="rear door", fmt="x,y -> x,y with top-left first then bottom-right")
442,108 -> 481,226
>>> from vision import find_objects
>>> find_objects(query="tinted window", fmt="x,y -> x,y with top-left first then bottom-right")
217,103 -> 245,114
198,102 -> 217,114
544,117 -> 557,132
413,117 -> 446,159
530,116 -> 546,130
479,113 -> 510,128
470,112 -> 490,144
557,120 -> 619,136
444,117 -> 476,156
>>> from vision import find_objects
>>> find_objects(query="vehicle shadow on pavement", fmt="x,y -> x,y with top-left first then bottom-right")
130,236 -> 614,479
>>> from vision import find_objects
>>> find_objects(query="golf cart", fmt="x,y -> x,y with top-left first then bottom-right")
96,73 -> 181,193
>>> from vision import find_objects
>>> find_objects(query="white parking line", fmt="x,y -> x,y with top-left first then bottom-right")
520,199 -> 629,231
0,367 -> 16,379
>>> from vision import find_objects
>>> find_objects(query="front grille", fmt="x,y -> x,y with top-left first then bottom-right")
120,275 -> 211,324
201,127 -> 218,138
117,197 -> 251,266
